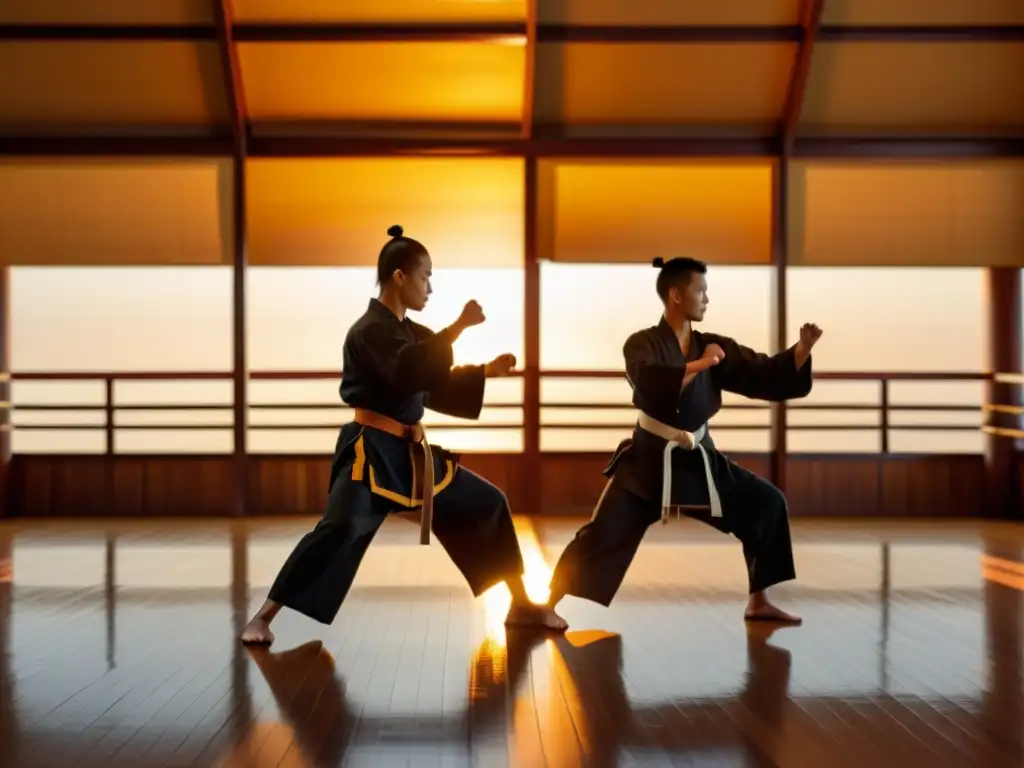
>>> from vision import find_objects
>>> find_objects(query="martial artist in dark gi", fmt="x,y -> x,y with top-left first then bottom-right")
241,225 -> 568,645
547,257 -> 823,624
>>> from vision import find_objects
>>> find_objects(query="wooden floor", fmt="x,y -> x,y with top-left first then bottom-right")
0,516 -> 1022,768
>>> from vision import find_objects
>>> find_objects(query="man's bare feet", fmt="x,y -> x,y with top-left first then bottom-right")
505,602 -> 569,632
240,617 -> 276,645
744,601 -> 802,625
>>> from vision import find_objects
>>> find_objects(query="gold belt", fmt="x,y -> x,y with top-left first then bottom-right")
353,408 -> 433,545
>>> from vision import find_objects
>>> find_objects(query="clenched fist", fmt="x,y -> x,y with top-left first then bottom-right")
799,323 -> 823,349
484,353 -> 517,378
457,300 -> 486,328
702,343 -> 726,365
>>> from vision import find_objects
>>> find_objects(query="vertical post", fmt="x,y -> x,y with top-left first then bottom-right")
770,159 -> 788,492
774,0 -> 824,493
523,157 -> 541,515
104,377 -> 114,455
985,267 -> 1021,519
521,0 -> 541,515
0,266 -> 9,519
104,376 -> 115,514
214,0 -> 249,516
231,151 -> 247,518
879,379 -> 890,455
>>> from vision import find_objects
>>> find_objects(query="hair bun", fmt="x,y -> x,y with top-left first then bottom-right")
387,224 -> 404,238
651,257 -> 665,268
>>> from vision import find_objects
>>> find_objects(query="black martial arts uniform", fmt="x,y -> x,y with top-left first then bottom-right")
549,317 -> 813,606
266,298 -> 525,625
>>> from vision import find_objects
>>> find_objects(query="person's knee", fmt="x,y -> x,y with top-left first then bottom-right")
481,482 -> 511,514
759,481 -> 789,523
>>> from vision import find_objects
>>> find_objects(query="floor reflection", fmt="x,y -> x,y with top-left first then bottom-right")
0,517 -> 1020,767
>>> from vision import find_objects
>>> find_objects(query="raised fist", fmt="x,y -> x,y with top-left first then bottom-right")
458,300 -> 486,328
799,323 -> 823,348
484,353 -> 517,378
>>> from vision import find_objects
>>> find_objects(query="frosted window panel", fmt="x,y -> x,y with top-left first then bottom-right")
110,380 -> 234,454
788,429 -> 881,453
114,429 -> 233,454
540,263 -> 773,371
11,266 -> 232,372
11,430 -> 106,454
114,380 -> 233,406
247,266 -> 524,371
786,267 -> 986,373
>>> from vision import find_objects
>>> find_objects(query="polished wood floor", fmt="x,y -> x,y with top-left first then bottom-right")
0,515 -> 1022,768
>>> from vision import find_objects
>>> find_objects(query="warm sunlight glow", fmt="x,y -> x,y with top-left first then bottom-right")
246,158 -> 524,267
234,0 -> 527,23
481,583 -> 512,646
539,159 -> 773,263
0,159 -> 231,265
239,42 -> 525,122
479,516 -> 553,643
514,517 -> 554,605
790,160 -> 1024,266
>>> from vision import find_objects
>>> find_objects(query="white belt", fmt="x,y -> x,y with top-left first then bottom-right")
637,412 -> 723,521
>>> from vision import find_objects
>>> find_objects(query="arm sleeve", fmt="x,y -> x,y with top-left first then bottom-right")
424,365 -> 486,420
358,321 -> 457,395
623,331 -> 687,412
710,335 -> 813,402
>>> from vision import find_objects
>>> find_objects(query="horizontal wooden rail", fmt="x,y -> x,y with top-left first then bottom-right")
5,369 -> 1005,456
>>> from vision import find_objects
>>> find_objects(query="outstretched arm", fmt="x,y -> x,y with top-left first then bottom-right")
709,335 -> 813,402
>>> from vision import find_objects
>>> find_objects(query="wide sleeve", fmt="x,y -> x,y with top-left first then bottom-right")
358,321 -> 456,395
709,334 -> 813,402
623,331 -> 686,412
425,365 -> 486,420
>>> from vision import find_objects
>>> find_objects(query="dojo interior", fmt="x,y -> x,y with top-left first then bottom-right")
0,1 -> 1023,766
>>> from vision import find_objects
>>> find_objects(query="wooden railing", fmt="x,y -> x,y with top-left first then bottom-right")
984,372 -> 1024,440
6,369 -> 1003,455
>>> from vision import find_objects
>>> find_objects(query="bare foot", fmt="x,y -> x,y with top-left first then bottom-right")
240,617 -> 276,645
505,603 -> 569,632
744,604 -> 802,624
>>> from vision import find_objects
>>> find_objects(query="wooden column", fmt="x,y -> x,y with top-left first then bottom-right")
521,0 -> 542,514
231,151 -> 247,517
0,265 -> 9,519
769,161 -> 788,491
985,267 -> 1021,519
214,0 -> 249,516
523,158 -> 541,514
773,0 -> 823,491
